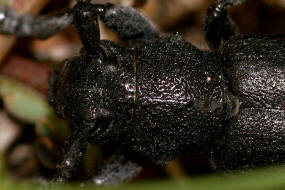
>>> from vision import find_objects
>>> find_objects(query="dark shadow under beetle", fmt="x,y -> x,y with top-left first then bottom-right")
1,0 -> 285,185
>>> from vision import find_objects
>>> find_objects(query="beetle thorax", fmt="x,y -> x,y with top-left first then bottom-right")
121,35 -> 229,163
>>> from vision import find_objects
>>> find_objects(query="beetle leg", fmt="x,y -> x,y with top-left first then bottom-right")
92,153 -> 144,186
204,0 -> 245,49
99,4 -> 159,46
53,122 -> 94,183
0,6 -> 73,39
73,1 -> 118,54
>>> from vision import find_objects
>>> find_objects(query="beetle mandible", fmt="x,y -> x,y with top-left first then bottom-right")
0,0 -> 284,185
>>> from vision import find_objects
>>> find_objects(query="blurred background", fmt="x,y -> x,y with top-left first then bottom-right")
1,0 -> 285,189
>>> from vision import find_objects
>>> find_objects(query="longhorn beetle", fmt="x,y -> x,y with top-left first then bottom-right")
0,0 -> 284,185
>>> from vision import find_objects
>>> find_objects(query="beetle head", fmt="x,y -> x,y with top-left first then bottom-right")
49,49 -> 134,140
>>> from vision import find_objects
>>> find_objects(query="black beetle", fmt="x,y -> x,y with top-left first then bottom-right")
1,0 -> 285,185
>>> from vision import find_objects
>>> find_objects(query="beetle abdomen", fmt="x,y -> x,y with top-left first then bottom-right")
220,34 -> 285,109
211,108 -> 285,170
214,34 -> 285,169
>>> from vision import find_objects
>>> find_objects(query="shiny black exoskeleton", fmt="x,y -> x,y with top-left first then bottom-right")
1,0 -> 285,185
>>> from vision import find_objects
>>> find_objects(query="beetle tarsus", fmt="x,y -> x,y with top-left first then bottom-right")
92,153 -> 144,186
